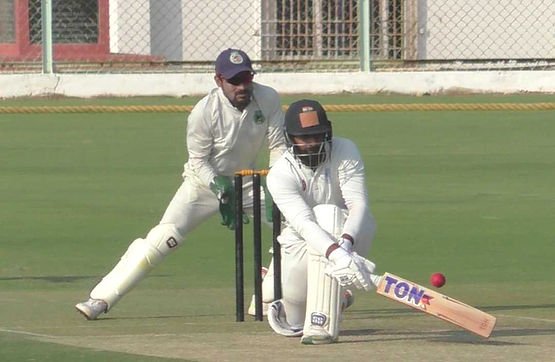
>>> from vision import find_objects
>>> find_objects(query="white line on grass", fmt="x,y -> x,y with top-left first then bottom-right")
0,326 -> 217,339
497,314 -> 555,323
0,327 -> 53,338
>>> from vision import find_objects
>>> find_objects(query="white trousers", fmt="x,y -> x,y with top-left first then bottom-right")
89,176 -> 261,308
263,221 -> 373,328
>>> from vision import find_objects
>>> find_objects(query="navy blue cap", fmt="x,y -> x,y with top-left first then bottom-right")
215,48 -> 254,79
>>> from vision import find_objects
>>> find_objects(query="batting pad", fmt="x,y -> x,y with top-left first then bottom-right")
303,246 -> 342,341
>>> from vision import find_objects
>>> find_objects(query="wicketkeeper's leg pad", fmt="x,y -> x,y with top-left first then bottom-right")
90,223 -> 183,309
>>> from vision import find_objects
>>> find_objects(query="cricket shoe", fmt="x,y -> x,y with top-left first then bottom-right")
75,298 -> 108,320
247,267 -> 269,316
301,325 -> 337,345
302,290 -> 353,345
247,294 -> 270,316
267,300 -> 303,337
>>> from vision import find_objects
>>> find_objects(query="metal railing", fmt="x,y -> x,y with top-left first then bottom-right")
0,0 -> 553,73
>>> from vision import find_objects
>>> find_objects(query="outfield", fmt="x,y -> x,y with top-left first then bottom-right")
1,95 -> 554,361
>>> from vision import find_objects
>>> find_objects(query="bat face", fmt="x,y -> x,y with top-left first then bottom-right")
375,273 -> 496,338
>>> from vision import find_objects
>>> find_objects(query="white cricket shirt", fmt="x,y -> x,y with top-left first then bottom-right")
183,82 -> 285,186
267,137 -> 374,256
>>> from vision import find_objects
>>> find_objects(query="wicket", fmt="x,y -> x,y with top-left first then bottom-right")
234,170 -> 282,322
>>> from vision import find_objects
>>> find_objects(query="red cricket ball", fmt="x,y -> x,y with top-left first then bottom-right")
430,272 -> 446,288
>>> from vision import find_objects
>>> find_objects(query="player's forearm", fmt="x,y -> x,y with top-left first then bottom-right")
187,157 -> 217,187
285,208 -> 336,255
298,220 -> 337,256
343,203 -> 375,244
341,172 -> 373,241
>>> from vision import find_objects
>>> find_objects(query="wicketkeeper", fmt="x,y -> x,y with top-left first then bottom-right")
263,99 -> 377,344
75,49 -> 286,320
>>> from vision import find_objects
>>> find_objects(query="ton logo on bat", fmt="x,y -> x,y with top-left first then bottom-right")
382,275 -> 433,308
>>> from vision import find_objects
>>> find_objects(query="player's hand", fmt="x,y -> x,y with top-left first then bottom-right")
325,248 -> 375,291
210,176 -> 249,230
210,175 -> 233,202
353,253 -> 376,276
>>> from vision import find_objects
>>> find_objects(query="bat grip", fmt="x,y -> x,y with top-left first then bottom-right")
370,274 -> 383,288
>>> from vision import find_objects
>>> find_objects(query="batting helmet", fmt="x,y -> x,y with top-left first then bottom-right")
284,99 -> 332,169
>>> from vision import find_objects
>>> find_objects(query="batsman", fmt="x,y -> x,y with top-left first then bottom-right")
264,99 -> 377,344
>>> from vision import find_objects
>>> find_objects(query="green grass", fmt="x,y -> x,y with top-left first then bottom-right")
1,334 -> 182,362
1,96 -> 554,361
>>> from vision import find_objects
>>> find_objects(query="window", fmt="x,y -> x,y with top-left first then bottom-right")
0,0 -> 15,43
264,0 -> 359,58
0,0 -> 108,61
28,0 -> 99,44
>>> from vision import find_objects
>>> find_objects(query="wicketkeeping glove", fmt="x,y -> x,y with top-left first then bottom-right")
210,176 -> 249,230
325,248 -> 375,292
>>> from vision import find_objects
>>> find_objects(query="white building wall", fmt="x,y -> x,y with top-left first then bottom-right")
1,71 -> 554,98
421,0 -> 555,59
109,0 -> 151,55
150,0 -> 183,61
181,0 -> 261,61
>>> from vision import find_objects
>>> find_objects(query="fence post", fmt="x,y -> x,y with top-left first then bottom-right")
359,0 -> 371,72
41,0 -> 53,74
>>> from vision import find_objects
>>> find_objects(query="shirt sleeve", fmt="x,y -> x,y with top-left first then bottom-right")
267,161 -> 337,256
186,99 -> 217,186
264,89 -> 286,167
338,141 -> 376,243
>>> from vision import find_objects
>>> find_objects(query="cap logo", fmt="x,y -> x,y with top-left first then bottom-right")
229,51 -> 244,64
299,110 -> 319,128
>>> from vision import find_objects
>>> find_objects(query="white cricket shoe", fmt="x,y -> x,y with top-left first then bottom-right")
247,294 -> 270,316
267,300 -> 303,337
247,267 -> 269,316
75,298 -> 107,320
301,325 -> 336,345
301,290 -> 353,345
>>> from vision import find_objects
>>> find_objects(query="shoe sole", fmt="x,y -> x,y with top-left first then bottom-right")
75,305 -> 96,320
301,335 -> 337,345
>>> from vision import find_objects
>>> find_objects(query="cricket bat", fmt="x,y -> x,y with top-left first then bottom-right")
372,272 -> 496,338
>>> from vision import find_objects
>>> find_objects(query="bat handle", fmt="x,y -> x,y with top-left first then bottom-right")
370,274 -> 383,288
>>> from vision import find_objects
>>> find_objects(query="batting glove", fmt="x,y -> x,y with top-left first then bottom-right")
325,248 -> 375,292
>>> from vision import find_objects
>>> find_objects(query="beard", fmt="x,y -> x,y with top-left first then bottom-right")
232,89 -> 252,110
294,144 -> 327,170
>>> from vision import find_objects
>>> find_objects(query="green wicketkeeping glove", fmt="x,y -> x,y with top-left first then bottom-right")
210,176 -> 249,230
